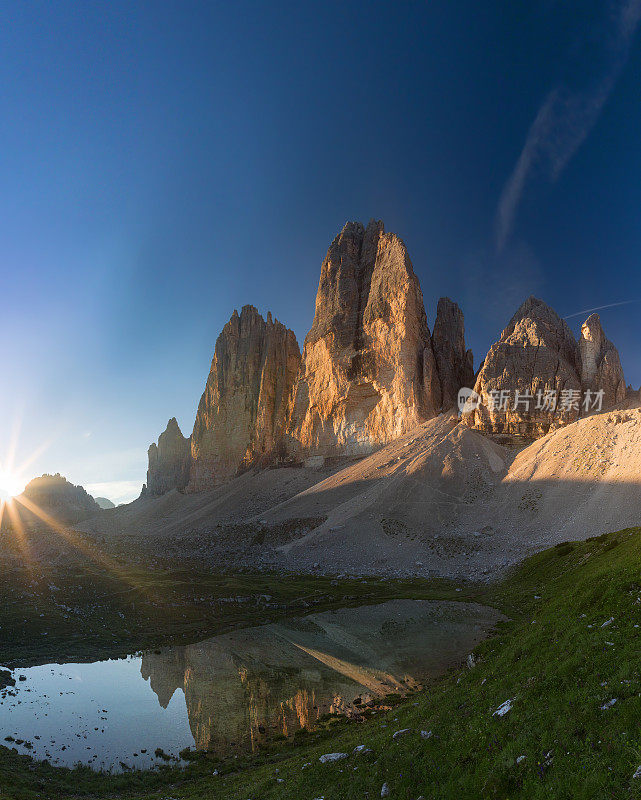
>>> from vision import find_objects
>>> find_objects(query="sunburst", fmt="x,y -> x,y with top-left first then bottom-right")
0,421 -> 151,597
0,470 -> 26,501
0,415 -> 31,501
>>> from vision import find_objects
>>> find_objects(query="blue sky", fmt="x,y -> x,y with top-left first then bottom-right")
1,0 -> 640,503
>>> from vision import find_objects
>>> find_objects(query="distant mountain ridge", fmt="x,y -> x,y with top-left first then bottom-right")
94,497 -> 116,509
17,474 -> 102,524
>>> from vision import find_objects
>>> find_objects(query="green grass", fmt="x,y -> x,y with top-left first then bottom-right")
4,528 -> 641,798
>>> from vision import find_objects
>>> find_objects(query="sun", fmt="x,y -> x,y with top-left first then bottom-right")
0,470 -> 25,501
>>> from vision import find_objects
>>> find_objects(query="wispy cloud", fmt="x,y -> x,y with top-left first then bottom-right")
495,0 -> 641,252
563,298 -> 641,318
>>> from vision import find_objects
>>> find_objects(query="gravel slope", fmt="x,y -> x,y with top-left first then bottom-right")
80,404 -> 641,580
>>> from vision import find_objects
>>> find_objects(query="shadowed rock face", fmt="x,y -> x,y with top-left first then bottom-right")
431,297 -> 475,410
579,314 -> 626,409
187,306 -> 300,491
146,418 -> 191,496
287,220 -> 442,456
17,474 -> 101,524
465,296 -> 582,436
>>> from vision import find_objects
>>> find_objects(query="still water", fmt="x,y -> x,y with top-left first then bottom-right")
0,599 -> 502,772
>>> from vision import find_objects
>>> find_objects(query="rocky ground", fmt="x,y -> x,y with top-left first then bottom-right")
75,400 -> 641,582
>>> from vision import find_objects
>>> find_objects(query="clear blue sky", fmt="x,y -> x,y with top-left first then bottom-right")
1,0 -> 640,503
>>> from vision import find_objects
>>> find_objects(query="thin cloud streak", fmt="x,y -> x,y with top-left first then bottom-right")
495,0 -> 641,253
563,299 -> 641,319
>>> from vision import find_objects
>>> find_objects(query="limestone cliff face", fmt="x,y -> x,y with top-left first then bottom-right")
144,221 -> 480,491
431,297 -> 475,409
464,296 -> 582,436
146,418 -> 191,496
464,298 -> 626,437
579,313 -> 626,409
287,220 -> 441,456
187,306 -> 300,491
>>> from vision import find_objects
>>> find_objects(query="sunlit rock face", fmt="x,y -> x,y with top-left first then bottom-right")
287,220 -> 442,456
187,306 -> 301,491
579,313 -> 626,410
431,297 -> 475,410
146,418 -> 191,496
465,296 -> 582,436
144,222 -> 478,489
464,298 -> 627,438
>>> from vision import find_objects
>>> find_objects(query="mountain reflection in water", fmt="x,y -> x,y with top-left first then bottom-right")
141,599 -> 503,755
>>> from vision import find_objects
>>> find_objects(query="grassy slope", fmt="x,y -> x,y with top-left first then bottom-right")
4,528 -> 641,798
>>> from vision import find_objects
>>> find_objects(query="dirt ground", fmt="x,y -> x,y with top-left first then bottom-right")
78,401 -> 641,581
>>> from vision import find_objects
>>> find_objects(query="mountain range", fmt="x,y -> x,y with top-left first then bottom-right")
145,219 -> 629,497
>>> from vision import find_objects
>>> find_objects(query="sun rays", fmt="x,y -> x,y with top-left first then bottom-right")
0,414 -> 52,501
0,423 -> 156,601
0,470 -> 25,501
5,492 -> 158,600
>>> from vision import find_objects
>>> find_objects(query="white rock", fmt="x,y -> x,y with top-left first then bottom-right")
492,698 -> 514,717
601,617 -> 615,627
392,728 -> 412,739
516,755 -> 526,764
381,783 -> 390,797
319,752 -> 348,763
